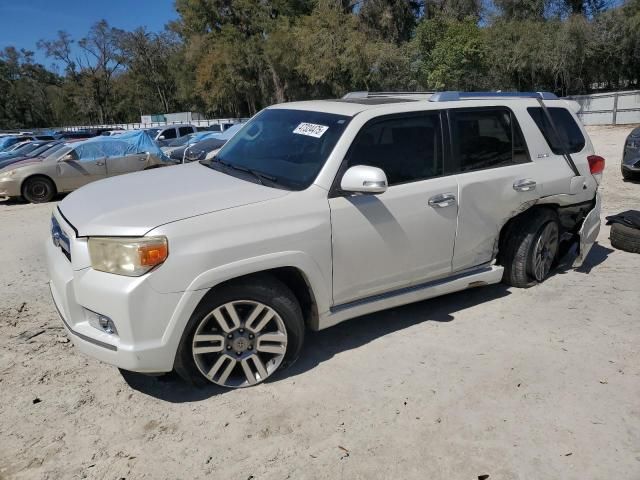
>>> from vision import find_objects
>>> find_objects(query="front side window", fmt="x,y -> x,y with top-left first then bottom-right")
345,113 -> 443,185
212,109 -> 350,190
450,108 -> 530,172
527,107 -> 585,154
179,126 -> 193,136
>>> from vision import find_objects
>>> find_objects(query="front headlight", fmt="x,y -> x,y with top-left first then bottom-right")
88,236 -> 168,276
0,169 -> 17,178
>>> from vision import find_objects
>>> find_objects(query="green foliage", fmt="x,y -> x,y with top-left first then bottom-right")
0,0 -> 638,128
413,15 -> 488,90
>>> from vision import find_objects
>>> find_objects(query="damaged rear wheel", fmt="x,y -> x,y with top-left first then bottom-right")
500,209 -> 560,288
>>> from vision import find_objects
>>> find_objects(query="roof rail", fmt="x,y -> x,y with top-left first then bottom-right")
429,91 -> 559,102
342,91 -> 434,99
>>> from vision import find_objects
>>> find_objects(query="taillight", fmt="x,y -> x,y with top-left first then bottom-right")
588,155 -> 605,175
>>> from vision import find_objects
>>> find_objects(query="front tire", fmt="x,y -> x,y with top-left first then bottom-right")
500,209 -> 560,288
174,275 -> 304,388
22,176 -> 56,203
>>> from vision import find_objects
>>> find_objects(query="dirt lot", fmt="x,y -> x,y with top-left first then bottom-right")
1,126 -> 639,480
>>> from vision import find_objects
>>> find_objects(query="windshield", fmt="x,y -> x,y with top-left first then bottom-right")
211,109 -> 350,190
146,128 -> 161,138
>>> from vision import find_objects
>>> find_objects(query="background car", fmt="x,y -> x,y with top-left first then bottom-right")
622,127 -> 640,181
145,124 -> 197,146
0,131 -> 171,203
0,140 -> 58,162
181,123 -> 245,163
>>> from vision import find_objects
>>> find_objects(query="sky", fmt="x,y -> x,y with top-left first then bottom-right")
0,0 -> 178,69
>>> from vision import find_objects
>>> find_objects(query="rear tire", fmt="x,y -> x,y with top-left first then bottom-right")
22,176 -> 56,203
500,209 -> 560,288
610,222 -> 640,253
174,275 -> 305,388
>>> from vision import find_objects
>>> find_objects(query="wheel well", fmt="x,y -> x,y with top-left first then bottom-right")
496,205 -> 558,264
21,174 -> 57,196
206,267 -> 319,330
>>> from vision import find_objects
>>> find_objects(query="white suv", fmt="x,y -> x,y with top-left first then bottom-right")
47,91 -> 603,388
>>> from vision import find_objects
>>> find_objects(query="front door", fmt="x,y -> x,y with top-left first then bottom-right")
56,144 -> 107,191
329,111 -> 459,306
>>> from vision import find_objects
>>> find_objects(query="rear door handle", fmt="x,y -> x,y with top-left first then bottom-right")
428,193 -> 457,208
513,179 -> 537,192
96,161 -> 105,166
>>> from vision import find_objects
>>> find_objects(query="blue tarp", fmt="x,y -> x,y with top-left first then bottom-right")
79,130 -> 171,162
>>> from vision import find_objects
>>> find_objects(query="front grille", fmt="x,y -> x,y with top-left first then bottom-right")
51,215 -> 71,261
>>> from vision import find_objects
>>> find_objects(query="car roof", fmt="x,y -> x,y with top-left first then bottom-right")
268,92 -> 576,117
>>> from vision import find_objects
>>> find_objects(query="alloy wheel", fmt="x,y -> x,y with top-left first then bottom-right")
531,222 -> 559,282
191,300 -> 288,388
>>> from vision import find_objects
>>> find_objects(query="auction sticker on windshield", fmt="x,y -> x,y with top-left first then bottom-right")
293,123 -> 329,138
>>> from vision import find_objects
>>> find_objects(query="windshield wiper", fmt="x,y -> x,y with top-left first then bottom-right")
207,157 -> 277,186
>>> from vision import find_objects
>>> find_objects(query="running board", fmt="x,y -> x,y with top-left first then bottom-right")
320,265 -> 504,330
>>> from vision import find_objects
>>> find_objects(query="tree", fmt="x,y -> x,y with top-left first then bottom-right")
358,0 -> 422,43
38,20 -> 125,124
413,15 -> 488,89
118,28 -> 181,113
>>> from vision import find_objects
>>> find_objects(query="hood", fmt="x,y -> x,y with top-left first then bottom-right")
58,162 -> 290,237
0,156 -> 43,171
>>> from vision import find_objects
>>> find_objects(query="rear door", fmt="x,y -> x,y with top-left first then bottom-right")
448,107 -> 542,271
179,126 -> 194,138
330,111 -> 459,305
105,140 -> 149,176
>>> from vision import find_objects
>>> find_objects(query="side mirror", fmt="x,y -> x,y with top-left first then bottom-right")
60,153 -> 75,162
340,165 -> 388,195
158,135 -> 165,140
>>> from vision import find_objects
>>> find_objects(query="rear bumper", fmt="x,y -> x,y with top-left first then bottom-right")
573,192 -> 601,268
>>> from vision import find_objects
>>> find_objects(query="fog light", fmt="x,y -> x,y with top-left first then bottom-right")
86,310 -> 118,335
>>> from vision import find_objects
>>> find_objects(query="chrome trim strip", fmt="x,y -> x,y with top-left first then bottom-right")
49,283 -> 118,352
330,265 -> 493,314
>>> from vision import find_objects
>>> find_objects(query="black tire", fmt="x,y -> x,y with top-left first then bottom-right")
174,274 -> 305,387
500,209 -> 560,288
610,222 -> 640,253
22,176 -> 56,203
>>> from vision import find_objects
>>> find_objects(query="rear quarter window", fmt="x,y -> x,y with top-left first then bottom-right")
527,107 -> 585,154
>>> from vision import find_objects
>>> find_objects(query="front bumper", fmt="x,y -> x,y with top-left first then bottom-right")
0,176 -> 20,197
46,212 -> 201,373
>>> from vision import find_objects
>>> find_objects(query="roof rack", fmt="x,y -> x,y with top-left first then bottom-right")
342,91 -> 434,99
429,91 -> 559,102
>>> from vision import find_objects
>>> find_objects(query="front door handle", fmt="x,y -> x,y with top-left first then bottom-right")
428,193 -> 457,208
96,161 -> 105,166
513,179 -> 537,192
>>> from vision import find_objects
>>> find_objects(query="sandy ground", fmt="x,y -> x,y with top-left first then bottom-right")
0,126 -> 639,480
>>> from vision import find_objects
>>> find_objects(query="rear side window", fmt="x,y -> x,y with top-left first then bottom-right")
450,108 -> 530,172
527,107 -> 585,154
179,126 -> 193,136
346,113 -> 443,186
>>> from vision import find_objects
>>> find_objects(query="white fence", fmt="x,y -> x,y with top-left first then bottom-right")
566,90 -> 640,126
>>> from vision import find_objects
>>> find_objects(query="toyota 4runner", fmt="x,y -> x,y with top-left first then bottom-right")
47,91 -> 604,388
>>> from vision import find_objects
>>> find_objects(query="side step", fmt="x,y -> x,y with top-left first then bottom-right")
321,265 -> 504,329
